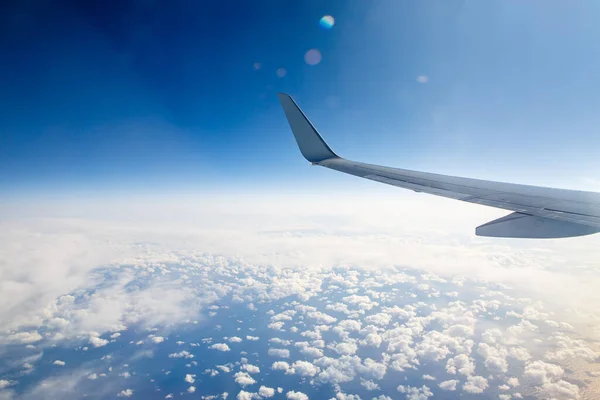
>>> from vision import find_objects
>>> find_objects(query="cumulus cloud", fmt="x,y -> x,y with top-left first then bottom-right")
445,354 -> 475,376
524,360 -> 564,385
184,374 -> 195,384
6,331 -> 43,344
463,376 -> 488,394
300,346 -> 323,358
52,360 -> 65,366
2,193 -> 600,399
237,391 -> 255,400
290,361 -> 320,377
117,389 -> 134,397
258,386 -> 275,398
439,380 -> 458,391
210,343 -> 231,352
286,391 -> 309,400
271,361 -> 291,372
0,380 -> 15,389
169,350 -> 193,358
241,364 -> 260,374
89,336 -> 109,348
538,380 -> 580,400
268,348 -> 290,358
233,372 -> 256,388
151,336 -> 165,344
397,385 -> 433,399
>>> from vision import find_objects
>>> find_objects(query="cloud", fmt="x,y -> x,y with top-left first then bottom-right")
233,372 -> 256,388
258,386 -> 275,398
241,364 -> 260,374
184,374 -> 195,384
229,336 -> 243,343
524,360 -> 564,385
300,346 -> 323,358
286,391 -> 309,400
237,391 -> 256,400
268,348 -> 290,358
52,360 -> 65,366
210,343 -> 231,352
117,389 -> 134,397
290,361 -> 320,377
150,336 -> 165,344
307,311 -> 337,325
89,336 -> 109,348
439,380 -> 458,391
462,376 -> 489,394
187,386 -> 196,393
365,313 -> 392,327
360,379 -> 380,390
2,193 -> 600,399
0,380 -> 15,389
445,354 -> 475,376
5,331 -> 43,344
271,361 -> 291,372
168,350 -> 193,358
397,385 -> 433,399
539,380 -> 580,400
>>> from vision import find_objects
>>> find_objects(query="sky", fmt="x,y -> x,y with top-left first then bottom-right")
1,1 -> 600,195
2,3 -> 600,399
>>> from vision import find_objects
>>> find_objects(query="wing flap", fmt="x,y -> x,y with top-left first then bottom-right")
476,212 -> 600,238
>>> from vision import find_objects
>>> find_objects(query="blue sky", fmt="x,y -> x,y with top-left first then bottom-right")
1,1 -> 600,195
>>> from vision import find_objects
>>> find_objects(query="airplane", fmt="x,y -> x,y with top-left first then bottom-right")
277,93 -> 600,239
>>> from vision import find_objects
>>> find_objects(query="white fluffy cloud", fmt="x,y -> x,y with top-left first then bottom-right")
268,348 -> 290,358
151,336 -> 165,344
233,372 -> 256,388
117,389 -> 134,397
241,364 -> 260,374
286,391 -> 309,400
290,361 -> 320,377
89,336 -> 109,348
439,380 -> 458,391
397,385 -> 433,400
463,376 -> 489,394
210,343 -> 231,352
2,193 -> 600,399
271,361 -> 290,371
524,360 -> 564,385
258,386 -> 275,398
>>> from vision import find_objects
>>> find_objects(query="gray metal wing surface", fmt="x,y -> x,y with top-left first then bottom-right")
277,93 -> 600,238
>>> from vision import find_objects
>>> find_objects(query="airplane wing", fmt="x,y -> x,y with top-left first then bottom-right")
277,93 -> 600,238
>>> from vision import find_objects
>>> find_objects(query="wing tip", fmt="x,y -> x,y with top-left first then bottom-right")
278,93 -> 340,163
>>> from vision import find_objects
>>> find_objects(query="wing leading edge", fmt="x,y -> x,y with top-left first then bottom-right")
277,93 -> 600,239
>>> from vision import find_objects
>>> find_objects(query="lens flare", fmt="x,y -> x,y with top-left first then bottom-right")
304,49 -> 322,66
276,68 -> 287,78
319,15 -> 335,30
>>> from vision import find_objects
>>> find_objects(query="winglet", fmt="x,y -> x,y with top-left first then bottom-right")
277,93 -> 340,163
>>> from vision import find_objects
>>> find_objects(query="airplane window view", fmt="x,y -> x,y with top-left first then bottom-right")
1,1 -> 599,399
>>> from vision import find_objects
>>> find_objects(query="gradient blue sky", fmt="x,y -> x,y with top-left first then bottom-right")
1,1 -> 600,195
